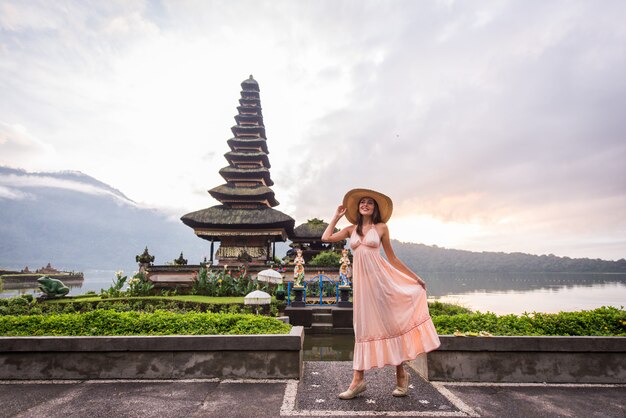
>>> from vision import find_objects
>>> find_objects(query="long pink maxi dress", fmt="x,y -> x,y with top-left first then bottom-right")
350,227 -> 440,371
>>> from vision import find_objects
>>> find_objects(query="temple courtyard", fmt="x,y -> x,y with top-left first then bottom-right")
1,361 -> 624,418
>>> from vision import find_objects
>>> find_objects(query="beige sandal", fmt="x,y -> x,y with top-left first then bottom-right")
338,380 -> 367,400
392,373 -> 410,397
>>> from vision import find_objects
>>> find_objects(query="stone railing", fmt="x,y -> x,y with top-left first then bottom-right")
0,326 -> 304,380
411,335 -> 626,383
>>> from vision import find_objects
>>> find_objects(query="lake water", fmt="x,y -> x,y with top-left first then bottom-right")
2,270 -> 625,315
0,269 -> 123,299
420,271 -> 626,314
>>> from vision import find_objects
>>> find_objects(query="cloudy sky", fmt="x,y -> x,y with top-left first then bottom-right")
1,0 -> 625,260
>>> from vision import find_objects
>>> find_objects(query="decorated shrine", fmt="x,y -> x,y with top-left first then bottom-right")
289,218 -> 345,263
181,76 -> 294,266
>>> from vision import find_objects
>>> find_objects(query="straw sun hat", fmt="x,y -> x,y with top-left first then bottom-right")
342,188 -> 393,224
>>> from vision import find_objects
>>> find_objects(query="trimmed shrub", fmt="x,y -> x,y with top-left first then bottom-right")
432,306 -> 626,336
0,310 -> 291,336
0,296 -> 286,318
428,301 -> 472,316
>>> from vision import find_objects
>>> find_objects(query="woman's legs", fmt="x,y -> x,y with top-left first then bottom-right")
392,362 -> 411,397
395,363 -> 408,386
350,364 -> 407,387
349,369 -> 365,389
342,365 -> 410,398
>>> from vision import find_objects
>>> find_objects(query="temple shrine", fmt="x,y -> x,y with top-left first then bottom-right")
289,218 -> 345,263
181,76 -> 294,266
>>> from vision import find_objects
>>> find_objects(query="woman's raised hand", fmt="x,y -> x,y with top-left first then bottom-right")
334,205 -> 347,220
322,205 -> 348,242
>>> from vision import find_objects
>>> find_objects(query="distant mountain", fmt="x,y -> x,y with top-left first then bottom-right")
0,166 -> 208,271
1,166 -> 624,274
393,240 -> 626,273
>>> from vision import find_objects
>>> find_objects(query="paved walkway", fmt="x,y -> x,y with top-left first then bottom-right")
1,362 -> 624,417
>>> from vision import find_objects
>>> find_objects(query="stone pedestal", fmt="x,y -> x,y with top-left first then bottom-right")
337,285 -> 352,308
291,286 -> 306,307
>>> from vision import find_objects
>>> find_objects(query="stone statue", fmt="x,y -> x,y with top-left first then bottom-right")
173,252 -> 188,265
136,246 -> 155,264
293,248 -> 305,287
136,246 -> 155,272
37,276 -> 69,298
339,248 -> 351,286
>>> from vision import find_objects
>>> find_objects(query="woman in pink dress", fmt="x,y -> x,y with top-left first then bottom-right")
322,188 -> 440,399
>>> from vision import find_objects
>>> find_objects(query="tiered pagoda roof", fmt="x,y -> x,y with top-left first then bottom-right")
181,206 -> 294,232
206,75 -> 277,209
181,75 -> 294,241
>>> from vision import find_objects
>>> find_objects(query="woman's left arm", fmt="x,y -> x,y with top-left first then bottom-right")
379,224 -> 427,290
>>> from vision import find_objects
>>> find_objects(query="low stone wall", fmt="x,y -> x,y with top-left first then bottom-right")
415,335 -> 626,383
331,307 -> 353,329
0,326 -> 304,380
284,306 -> 313,327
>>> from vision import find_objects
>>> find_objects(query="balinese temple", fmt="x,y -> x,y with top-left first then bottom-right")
181,76 -> 295,266
289,219 -> 346,263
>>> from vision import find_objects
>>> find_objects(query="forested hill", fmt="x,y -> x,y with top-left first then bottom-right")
392,240 -> 626,273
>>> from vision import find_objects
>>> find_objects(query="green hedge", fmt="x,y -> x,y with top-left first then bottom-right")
1,296 -> 624,336
0,310 -> 291,336
428,301 -> 472,316
432,306 -> 626,336
0,296 -> 286,317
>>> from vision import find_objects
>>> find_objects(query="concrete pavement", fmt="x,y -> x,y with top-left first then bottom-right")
1,361 -> 624,418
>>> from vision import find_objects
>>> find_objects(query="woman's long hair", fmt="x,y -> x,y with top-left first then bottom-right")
356,198 -> 382,237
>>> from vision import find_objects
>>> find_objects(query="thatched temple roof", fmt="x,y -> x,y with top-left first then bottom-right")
218,166 -> 273,186
208,184 -> 279,206
293,221 -> 328,239
292,219 -> 340,240
224,151 -> 270,167
181,205 -> 294,234
226,137 -> 269,154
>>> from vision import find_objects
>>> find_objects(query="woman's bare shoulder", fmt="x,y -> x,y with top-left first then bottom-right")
376,223 -> 389,237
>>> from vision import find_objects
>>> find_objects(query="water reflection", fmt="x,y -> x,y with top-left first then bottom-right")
304,334 -> 354,361
419,272 -> 626,314
434,282 -> 626,315
421,272 -> 626,297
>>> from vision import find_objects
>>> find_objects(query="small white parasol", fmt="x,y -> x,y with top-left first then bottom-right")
244,289 -> 272,314
256,269 -> 283,284
244,290 -> 272,305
